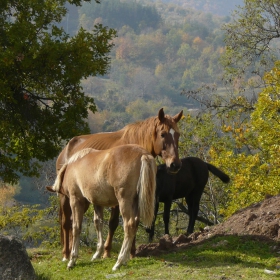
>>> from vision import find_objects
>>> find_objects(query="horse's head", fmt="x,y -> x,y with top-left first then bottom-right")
153,108 -> 183,174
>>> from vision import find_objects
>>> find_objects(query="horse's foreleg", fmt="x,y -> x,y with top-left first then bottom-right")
112,209 -> 138,271
163,200 -> 172,235
91,205 -> 104,260
60,194 -> 72,261
103,206 -> 120,258
67,198 -> 84,270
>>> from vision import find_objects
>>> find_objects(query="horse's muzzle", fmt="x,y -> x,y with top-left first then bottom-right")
166,162 -> 181,174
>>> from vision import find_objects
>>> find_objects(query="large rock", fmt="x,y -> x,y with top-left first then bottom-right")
0,235 -> 36,280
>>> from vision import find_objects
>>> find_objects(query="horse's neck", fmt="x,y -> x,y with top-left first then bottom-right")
61,119 -> 156,164
121,123 -> 154,154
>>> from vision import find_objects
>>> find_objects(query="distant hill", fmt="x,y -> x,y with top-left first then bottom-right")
162,0 -> 244,16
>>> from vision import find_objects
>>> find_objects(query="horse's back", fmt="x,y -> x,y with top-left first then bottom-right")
63,144 -> 151,207
166,157 -> 209,199
56,130 -> 125,171
157,157 -> 209,202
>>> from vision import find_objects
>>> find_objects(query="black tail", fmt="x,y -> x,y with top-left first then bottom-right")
207,163 -> 230,183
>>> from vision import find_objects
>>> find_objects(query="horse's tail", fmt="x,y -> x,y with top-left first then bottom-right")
207,163 -> 230,183
52,163 -> 68,192
137,154 -> 157,227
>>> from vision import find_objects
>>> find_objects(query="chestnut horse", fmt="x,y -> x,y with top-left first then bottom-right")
146,157 -> 230,242
49,145 -> 157,270
57,108 -> 183,261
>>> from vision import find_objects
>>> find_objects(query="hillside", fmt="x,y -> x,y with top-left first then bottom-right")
162,0 -> 244,16
76,0 -> 233,133
136,194 -> 280,257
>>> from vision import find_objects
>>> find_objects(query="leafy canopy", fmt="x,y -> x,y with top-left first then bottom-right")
208,62 -> 280,216
0,0 -> 116,183
181,0 -> 280,217
222,0 -> 280,79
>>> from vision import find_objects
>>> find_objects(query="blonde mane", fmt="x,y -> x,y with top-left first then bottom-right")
52,148 -> 96,192
67,148 -> 96,164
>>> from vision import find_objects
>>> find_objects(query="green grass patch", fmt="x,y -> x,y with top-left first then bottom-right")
30,235 -> 280,279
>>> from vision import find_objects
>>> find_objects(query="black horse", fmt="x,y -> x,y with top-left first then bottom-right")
146,157 -> 230,242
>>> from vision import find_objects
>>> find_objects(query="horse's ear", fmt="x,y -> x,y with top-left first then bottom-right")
173,110 -> 183,123
46,186 -> 56,193
158,108 -> 165,122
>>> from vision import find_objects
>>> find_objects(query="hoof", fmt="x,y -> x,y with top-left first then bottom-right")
112,261 -> 127,271
67,259 -> 76,270
102,252 -> 111,259
130,253 -> 135,259
112,264 -> 119,271
91,255 -> 100,261
62,257 -> 68,262
92,250 -> 105,261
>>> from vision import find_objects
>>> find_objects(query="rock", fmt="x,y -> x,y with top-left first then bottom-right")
173,234 -> 191,245
158,234 -> 174,250
0,235 -> 36,280
245,213 -> 257,226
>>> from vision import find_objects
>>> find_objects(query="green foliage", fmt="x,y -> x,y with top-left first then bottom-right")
0,0 -> 116,183
207,62 -> 280,216
0,195 -> 60,246
0,204 -> 44,243
179,113 -> 231,158
222,0 -> 280,79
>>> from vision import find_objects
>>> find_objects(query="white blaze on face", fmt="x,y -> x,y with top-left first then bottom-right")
169,128 -> 176,148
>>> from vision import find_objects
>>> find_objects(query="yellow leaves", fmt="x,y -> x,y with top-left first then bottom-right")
155,63 -> 165,77
0,183 -> 18,208
193,36 -> 202,45
223,125 -> 232,132
210,143 -> 280,217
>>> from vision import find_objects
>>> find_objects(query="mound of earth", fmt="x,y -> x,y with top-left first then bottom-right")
136,194 -> 280,257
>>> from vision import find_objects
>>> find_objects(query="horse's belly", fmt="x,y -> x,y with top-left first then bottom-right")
84,186 -> 118,207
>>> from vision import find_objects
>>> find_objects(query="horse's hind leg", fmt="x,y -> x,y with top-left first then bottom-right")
130,216 -> 139,258
186,193 -> 201,234
146,198 -> 159,242
112,205 -> 138,271
103,206 -> 120,258
67,197 -> 84,270
60,194 -> 72,261
91,205 -> 104,260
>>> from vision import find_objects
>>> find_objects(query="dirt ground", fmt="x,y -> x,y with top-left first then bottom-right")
136,194 -> 280,257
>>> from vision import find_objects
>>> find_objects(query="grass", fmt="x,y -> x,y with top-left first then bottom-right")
30,235 -> 280,280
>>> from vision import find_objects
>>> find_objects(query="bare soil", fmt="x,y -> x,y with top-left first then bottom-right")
136,194 -> 280,257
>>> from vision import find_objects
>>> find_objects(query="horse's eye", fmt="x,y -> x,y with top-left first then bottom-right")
161,132 -> 166,138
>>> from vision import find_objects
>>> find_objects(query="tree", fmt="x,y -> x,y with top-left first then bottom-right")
222,0 -> 280,79
179,1 -> 280,217
0,0 -> 116,183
